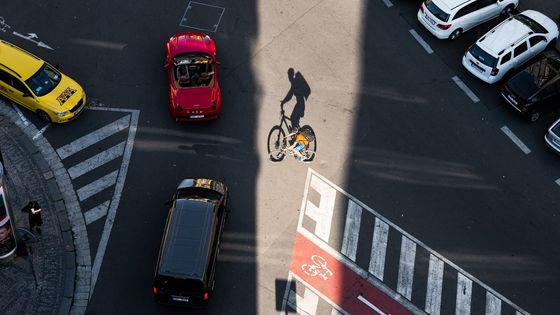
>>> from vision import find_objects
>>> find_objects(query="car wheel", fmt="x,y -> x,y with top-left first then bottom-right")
529,111 -> 540,122
37,110 -> 51,123
449,29 -> 462,40
501,5 -> 514,16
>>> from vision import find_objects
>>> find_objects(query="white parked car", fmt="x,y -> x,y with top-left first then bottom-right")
417,0 -> 519,40
545,117 -> 560,154
462,10 -> 559,84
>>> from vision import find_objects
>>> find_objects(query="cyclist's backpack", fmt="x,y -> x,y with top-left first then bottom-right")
299,125 -> 315,142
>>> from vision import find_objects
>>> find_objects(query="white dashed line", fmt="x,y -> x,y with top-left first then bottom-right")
409,29 -> 433,54
500,126 -> 531,154
381,0 -> 393,7
357,295 -> 387,315
452,76 -> 480,103
32,123 -> 50,140
11,104 -> 29,126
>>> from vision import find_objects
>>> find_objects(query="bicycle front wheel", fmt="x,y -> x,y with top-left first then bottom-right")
267,126 -> 286,162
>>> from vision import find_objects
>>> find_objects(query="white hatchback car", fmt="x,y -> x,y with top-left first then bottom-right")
462,10 -> 559,84
417,0 -> 519,40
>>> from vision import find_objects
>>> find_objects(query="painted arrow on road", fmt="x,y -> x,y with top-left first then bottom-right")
12,32 -> 53,50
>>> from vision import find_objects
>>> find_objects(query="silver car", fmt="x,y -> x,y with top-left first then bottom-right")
545,118 -> 560,154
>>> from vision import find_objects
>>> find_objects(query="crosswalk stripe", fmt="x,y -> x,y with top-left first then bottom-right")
397,236 -> 416,300
288,286 -> 319,315
485,292 -> 501,315
56,115 -> 131,160
368,217 -> 389,281
76,170 -> 119,201
425,254 -> 444,315
84,200 -> 110,225
67,141 -> 126,179
456,273 -> 473,315
341,200 -> 362,261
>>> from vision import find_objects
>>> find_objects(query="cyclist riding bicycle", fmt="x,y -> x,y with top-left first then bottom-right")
286,131 -> 310,161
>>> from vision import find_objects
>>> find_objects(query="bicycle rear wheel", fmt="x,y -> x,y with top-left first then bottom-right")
267,126 -> 286,162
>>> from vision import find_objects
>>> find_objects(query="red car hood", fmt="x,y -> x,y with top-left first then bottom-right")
171,87 -> 213,110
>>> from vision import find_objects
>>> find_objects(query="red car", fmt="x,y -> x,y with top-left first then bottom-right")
165,32 -> 222,121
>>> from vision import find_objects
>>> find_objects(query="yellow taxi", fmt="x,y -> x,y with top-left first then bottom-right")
0,40 -> 86,123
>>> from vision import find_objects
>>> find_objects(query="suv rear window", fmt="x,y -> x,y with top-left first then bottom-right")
469,44 -> 498,67
155,276 -> 204,292
425,0 -> 450,22
515,14 -> 548,34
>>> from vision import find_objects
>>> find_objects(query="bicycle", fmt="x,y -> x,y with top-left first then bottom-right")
301,255 -> 333,280
267,106 -> 316,162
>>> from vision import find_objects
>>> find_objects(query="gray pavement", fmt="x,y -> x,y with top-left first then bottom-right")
0,102 -> 77,315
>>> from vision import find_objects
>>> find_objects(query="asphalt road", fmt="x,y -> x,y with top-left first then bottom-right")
1,0 -> 560,314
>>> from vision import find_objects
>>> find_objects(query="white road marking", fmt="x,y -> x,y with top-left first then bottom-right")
12,31 -> 53,50
556,178 -> 560,186
288,286 -> 319,315
67,141 -> 125,179
71,38 -> 127,51
300,174 -> 337,242
357,295 -> 387,315
341,200 -> 362,261
84,200 -> 110,225
11,104 -> 29,126
32,123 -> 50,140
500,126 -> 531,154
369,217 -> 389,281
397,236 -> 416,300
181,1 -> 225,33
90,109 -> 139,296
425,254 -> 444,315
56,115 -> 130,159
76,170 -> 118,201
486,292 -> 502,315
455,273 -> 473,315
452,76 -> 480,103
381,0 -> 393,8
409,29 -> 434,54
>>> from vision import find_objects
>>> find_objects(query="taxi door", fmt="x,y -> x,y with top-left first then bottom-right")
0,70 -> 39,111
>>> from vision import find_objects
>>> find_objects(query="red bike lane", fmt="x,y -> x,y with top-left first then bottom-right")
290,232 -> 414,315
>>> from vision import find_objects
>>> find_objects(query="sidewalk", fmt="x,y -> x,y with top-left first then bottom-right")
0,105 -> 75,315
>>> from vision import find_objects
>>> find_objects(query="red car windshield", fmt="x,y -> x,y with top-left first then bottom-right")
173,53 -> 214,88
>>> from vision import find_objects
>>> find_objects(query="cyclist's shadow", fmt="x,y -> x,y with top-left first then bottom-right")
280,68 -> 311,131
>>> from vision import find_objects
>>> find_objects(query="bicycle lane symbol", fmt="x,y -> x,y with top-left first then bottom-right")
301,254 -> 333,281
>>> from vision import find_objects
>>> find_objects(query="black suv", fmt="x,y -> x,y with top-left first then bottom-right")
500,50 -> 560,122
153,178 -> 229,307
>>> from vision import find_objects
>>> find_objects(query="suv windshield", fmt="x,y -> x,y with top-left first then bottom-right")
515,14 -> 548,34
469,44 -> 498,67
425,0 -> 450,22
25,63 -> 61,97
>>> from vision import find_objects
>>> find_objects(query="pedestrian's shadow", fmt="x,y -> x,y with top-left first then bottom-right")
280,68 -> 311,130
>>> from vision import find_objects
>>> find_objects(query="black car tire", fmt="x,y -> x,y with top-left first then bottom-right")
449,29 -> 462,40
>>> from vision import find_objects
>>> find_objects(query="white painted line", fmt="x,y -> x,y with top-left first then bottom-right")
287,286 -> 319,315
341,200 -> 362,262
486,292 -> 502,315
302,168 -> 532,315
425,254 -> 444,315
181,1 -> 225,33
84,200 -> 110,225
11,104 -> 29,126
397,236 -> 416,300
452,76 -> 480,103
67,141 -> 125,179
381,0 -> 393,8
90,109 -> 139,297
369,217 -> 389,281
300,174 -> 336,243
358,295 -> 387,315
76,170 -> 118,201
556,178 -> 560,186
455,273 -> 473,315
56,115 -> 130,160
500,126 -> 531,154
32,123 -> 50,140
409,29 -> 433,54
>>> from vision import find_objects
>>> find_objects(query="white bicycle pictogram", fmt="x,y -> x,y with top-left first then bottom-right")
301,255 -> 333,280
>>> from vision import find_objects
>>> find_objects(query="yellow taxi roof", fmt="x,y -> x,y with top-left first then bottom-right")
0,40 -> 44,80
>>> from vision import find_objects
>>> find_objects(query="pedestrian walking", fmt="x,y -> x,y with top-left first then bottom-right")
22,201 -> 43,234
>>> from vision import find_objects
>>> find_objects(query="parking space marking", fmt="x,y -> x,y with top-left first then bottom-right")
500,126 -> 531,154
381,0 -> 393,8
180,1 -> 225,33
11,104 -> 29,126
409,29 -> 433,54
452,76 -> 480,103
